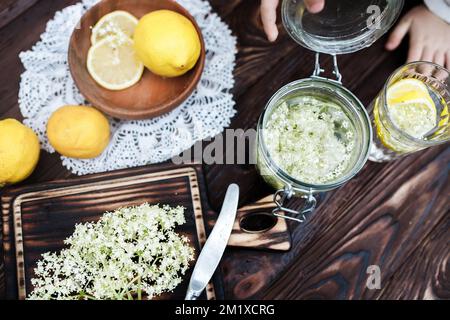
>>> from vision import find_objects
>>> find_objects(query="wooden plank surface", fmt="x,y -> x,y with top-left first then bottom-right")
0,0 -> 449,300
0,0 -> 39,29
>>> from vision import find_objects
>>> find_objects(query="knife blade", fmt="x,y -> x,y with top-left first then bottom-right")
185,183 -> 240,300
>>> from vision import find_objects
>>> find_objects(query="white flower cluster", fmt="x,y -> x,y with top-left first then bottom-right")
264,97 -> 356,184
28,204 -> 194,300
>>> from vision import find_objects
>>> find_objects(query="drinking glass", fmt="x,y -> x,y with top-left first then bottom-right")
369,62 -> 450,162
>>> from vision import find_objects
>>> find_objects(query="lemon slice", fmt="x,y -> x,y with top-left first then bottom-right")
91,10 -> 138,45
87,37 -> 144,91
387,78 -> 432,105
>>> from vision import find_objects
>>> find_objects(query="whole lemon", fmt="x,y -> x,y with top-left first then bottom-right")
0,119 -> 40,187
47,106 -> 110,159
134,10 -> 201,77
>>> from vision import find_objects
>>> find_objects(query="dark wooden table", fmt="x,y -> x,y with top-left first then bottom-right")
0,0 -> 449,300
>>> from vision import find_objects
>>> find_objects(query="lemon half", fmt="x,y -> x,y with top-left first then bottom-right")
91,10 -> 138,45
87,37 -> 144,91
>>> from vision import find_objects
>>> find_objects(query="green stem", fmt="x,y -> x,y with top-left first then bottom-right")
137,277 -> 142,300
118,274 -> 142,300
77,292 -> 96,300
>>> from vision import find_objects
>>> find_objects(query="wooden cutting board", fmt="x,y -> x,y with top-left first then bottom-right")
1,163 -> 290,300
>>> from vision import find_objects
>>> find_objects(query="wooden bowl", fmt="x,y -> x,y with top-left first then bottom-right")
68,0 -> 206,120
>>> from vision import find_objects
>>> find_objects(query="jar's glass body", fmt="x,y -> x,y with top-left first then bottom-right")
257,0 -> 403,222
369,62 -> 450,162
282,0 -> 404,55
256,78 -> 372,197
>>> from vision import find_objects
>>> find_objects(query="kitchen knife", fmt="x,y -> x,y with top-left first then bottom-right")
185,183 -> 240,300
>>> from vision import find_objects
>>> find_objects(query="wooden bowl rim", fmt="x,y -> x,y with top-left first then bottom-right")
68,0 -> 206,120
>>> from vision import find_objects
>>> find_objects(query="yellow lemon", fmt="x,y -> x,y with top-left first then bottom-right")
47,106 -> 110,159
134,10 -> 201,77
0,119 -> 40,187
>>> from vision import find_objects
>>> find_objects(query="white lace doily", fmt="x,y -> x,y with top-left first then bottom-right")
19,0 -> 236,175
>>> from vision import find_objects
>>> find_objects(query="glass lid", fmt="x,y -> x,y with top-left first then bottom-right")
282,0 -> 404,55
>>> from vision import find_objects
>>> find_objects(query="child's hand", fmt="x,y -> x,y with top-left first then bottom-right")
261,0 -> 325,42
386,5 -> 450,68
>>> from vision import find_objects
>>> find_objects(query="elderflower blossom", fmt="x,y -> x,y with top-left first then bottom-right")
264,97 -> 356,184
28,204 -> 194,300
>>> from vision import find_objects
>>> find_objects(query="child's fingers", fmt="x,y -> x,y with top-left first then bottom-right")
261,0 -> 280,42
407,44 -> 422,63
407,32 -> 423,63
421,47 -> 434,63
433,51 -> 445,68
419,47 -> 435,75
304,0 -> 325,13
385,16 -> 411,51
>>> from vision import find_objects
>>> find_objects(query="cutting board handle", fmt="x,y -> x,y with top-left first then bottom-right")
228,195 -> 291,251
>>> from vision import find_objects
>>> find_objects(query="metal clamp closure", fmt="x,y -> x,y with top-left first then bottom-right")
272,186 -> 317,223
312,52 -> 342,83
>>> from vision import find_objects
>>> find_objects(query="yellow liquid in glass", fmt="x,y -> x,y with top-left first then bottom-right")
375,78 -> 449,153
